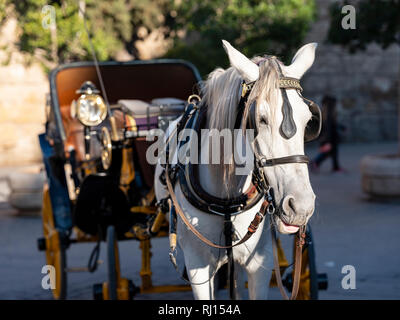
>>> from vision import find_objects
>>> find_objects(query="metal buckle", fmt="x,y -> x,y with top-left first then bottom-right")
265,186 -> 275,215
259,158 -> 272,167
187,94 -> 201,105
241,83 -> 248,97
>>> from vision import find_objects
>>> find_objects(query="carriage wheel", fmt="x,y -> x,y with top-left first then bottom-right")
106,225 -> 119,300
295,226 -> 318,300
40,185 -> 67,300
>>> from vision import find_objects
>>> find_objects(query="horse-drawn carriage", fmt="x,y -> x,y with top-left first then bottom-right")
37,57 -> 327,300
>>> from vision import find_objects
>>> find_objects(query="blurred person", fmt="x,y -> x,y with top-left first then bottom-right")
310,95 -> 345,173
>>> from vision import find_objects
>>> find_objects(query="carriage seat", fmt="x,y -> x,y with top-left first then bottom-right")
118,98 -> 185,132
117,98 -> 186,188
118,98 -> 185,116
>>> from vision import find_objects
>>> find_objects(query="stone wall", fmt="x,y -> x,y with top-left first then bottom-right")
0,1 -> 399,170
302,0 -> 399,142
0,18 -> 47,167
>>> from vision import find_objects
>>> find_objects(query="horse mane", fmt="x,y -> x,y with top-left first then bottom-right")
202,56 -> 281,132
200,56 -> 282,196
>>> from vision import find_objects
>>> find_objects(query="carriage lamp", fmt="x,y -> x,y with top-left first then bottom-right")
75,81 -> 107,127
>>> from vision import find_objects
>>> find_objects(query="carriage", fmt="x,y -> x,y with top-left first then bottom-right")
37,59 -> 327,300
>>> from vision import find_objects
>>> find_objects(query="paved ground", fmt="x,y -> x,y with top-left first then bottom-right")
0,142 -> 399,300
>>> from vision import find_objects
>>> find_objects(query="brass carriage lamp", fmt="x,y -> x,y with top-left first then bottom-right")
73,81 -> 109,162
75,81 -> 107,127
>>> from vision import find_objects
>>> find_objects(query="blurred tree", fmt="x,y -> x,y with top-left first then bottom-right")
0,0 -> 9,25
165,0 -> 317,75
327,0 -> 400,152
328,0 -> 400,51
8,0 -> 316,76
11,0 -> 171,69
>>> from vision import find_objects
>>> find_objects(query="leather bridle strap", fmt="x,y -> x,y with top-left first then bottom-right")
271,223 -> 306,300
257,155 -> 309,167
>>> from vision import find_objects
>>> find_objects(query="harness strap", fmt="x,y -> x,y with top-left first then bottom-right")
224,212 -> 236,299
257,155 -> 309,167
271,223 -> 306,300
165,166 -> 268,249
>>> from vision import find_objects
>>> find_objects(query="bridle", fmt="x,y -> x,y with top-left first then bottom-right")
238,58 -> 320,208
233,58 -> 320,299
164,57 -> 321,300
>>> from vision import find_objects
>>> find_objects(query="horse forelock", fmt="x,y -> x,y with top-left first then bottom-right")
199,56 -> 281,197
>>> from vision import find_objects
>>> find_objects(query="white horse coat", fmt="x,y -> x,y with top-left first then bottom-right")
154,40 -> 318,299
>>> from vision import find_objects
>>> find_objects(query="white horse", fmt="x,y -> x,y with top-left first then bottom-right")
154,40 -> 318,299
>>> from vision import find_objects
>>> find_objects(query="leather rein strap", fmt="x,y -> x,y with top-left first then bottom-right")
272,223 -> 306,300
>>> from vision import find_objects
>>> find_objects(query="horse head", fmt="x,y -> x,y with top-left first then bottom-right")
223,40 -> 318,234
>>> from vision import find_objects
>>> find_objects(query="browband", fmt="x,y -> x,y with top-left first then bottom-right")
279,77 -> 303,92
241,77 -> 302,98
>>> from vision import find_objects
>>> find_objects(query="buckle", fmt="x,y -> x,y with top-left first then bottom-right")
187,94 -> 201,105
258,158 -> 272,167
241,83 -> 248,97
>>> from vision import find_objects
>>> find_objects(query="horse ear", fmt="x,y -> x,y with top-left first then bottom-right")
222,40 -> 259,83
285,43 -> 318,79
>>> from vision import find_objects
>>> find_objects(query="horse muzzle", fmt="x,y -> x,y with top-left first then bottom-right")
273,194 -> 315,234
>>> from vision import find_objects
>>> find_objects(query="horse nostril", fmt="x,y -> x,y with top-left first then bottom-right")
281,195 -> 295,218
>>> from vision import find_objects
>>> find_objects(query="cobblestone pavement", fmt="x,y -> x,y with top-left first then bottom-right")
0,142 -> 399,300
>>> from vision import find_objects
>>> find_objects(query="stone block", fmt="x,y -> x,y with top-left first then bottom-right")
0,178 -> 11,202
8,171 -> 45,192
361,154 -> 400,198
8,191 -> 42,212
7,170 -> 45,213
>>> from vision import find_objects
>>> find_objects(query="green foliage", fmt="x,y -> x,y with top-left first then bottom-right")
0,0 -> 11,25
8,0 -> 316,76
165,0 -> 317,76
327,0 -> 400,52
13,0 -> 129,62
12,0 -> 171,64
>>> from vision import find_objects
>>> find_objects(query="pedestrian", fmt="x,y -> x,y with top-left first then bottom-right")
310,95 -> 344,173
